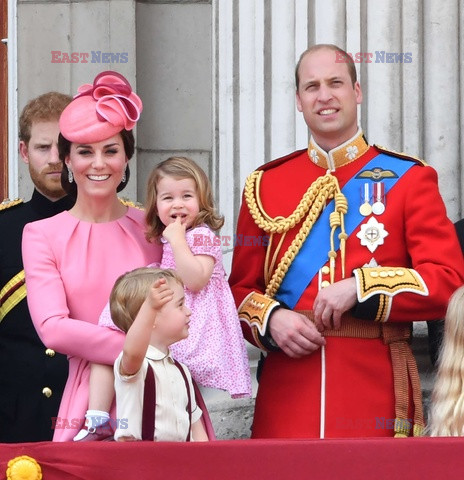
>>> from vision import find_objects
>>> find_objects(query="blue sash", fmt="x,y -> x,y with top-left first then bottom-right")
275,153 -> 415,309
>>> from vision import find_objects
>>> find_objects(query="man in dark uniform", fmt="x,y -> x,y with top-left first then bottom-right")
0,92 -> 73,442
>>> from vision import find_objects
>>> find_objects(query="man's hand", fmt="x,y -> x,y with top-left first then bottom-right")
269,308 -> 326,358
313,277 -> 357,331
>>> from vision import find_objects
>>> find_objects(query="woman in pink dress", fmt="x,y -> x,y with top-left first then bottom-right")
21,72 -> 161,441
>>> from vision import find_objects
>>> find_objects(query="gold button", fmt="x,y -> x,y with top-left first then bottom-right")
42,387 -> 52,398
321,266 -> 330,275
321,280 -> 331,288
45,348 -> 55,357
370,271 -> 379,278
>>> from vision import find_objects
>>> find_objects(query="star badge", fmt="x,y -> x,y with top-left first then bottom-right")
356,217 -> 389,253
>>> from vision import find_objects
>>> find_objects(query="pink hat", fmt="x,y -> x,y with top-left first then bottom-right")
59,71 -> 143,143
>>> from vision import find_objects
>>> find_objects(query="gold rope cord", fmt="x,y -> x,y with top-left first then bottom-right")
244,170 -> 348,297
264,231 -> 287,286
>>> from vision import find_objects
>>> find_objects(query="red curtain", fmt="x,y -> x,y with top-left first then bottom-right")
1,437 -> 463,480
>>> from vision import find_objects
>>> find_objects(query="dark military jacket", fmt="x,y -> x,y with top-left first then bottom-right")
0,189 -> 73,442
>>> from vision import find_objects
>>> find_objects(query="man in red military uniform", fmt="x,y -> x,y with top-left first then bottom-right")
229,44 -> 464,439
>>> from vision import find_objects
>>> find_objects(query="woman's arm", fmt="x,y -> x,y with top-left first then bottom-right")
22,221 -> 125,364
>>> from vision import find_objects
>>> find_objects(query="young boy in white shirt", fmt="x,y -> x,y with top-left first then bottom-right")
111,267 -> 208,442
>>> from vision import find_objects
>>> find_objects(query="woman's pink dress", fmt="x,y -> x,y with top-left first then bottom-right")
22,207 -> 161,441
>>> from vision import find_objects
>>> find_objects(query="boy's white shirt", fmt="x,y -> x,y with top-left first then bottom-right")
114,344 -> 202,441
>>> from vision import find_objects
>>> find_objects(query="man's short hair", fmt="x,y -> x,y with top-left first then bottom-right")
295,44 -> 357,89
19,92 -> 72,144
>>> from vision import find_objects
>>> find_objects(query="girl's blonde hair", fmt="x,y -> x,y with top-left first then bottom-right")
428,285 -> 464,436
145,156 -> 224,242
110,267 -> 183,334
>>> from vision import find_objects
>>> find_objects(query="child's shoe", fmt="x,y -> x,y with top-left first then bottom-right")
73,410 -> 113,441
73,424 -> 114,442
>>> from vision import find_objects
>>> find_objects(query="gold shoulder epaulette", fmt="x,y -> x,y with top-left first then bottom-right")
0,198 -> 24,211
118,197 -> 144,210
374,145 -> 427,166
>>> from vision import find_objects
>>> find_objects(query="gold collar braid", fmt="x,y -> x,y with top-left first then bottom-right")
244,170 -> 348,298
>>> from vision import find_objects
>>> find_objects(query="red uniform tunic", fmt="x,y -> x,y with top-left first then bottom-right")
229,132 -> 464,439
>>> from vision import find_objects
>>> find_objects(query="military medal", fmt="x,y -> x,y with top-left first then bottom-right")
356,216 -> 389,253
372,182 -> 385,215
359,183 -> 372,216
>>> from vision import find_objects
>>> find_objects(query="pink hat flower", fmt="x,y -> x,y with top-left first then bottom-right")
60,71 -> 143,143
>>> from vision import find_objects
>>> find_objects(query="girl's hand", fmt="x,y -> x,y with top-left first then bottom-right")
147,278 -> 173,311
162,216 -> 186,245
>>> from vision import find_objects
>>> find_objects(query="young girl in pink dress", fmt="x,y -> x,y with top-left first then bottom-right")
74,156 -> 251,440
145,156 -> 251,397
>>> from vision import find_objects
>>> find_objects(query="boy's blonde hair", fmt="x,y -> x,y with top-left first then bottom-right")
428,285 -> 464,436
145,156 -> 224,242
110,267 -> 183,334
